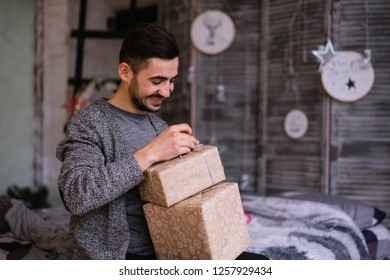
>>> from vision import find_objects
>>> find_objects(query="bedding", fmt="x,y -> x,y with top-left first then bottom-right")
280,192 -> 386,230
362,224 -> 390,260
1,195 -> 389,260
0,199 -> 72,260
241,195 -> 374,260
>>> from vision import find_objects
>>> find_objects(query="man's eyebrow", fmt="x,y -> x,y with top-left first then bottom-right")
149,75 -> 178,80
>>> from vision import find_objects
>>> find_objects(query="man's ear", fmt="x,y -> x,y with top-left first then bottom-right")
118,62 -> 133,82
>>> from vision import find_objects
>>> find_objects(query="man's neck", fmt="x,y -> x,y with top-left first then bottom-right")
108,87 -> 145,115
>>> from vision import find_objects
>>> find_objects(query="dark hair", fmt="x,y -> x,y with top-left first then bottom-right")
119,22 -> 180,75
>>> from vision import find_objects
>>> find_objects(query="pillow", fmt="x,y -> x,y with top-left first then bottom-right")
280,192 -> 386,230
362,224 -> 390,260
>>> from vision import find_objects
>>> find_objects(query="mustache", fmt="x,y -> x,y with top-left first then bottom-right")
148,93 -> 165,99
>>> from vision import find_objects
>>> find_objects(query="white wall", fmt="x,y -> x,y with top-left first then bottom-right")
0,0 -> 35,192
0,0 -> 69,207
42,0 -> 69,206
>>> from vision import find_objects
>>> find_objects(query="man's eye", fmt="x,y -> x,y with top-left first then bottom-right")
152,80 -> 162,85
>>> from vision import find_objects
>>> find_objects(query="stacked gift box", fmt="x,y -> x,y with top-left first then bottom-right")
139,145 -> 250,260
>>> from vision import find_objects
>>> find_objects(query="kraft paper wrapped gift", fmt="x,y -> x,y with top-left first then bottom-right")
139,145 -> 225,207
143,182 -> 251,260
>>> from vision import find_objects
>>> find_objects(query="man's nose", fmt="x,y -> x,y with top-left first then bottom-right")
159,83 -> 172,98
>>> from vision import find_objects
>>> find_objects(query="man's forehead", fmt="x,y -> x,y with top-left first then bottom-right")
141,57 -> 179,77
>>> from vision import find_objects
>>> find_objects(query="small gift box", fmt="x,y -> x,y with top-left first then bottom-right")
143,182 -> 251,260
139,145 -> 225,207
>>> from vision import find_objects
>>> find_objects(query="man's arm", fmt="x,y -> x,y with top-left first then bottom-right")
57,121 -> 144,216
133,123 -> 199,171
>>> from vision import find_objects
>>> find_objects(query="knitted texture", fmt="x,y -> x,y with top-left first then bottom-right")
56,98 -> 167,259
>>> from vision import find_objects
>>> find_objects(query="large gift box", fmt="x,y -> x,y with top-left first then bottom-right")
139,145 -> 225,207
143,182 -> 250,260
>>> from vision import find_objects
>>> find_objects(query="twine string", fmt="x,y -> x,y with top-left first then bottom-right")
146,144 -> 216,202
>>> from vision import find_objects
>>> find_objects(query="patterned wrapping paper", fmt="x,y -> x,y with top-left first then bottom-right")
143,182 -> 251,260
139,145 -> 226,207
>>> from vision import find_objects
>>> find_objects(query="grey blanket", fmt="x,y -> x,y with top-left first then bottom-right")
3,199 -> 72,259
242,195 -> 370,260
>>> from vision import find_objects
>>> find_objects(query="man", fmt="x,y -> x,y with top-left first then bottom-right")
57,22 -> 268,260
56,22 -> 199,259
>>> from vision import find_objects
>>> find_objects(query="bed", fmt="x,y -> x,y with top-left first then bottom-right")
241,193 -> 389,260
1,193 -> 389,260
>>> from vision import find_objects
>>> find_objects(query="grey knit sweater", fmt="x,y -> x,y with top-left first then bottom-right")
56,98 -> 167,259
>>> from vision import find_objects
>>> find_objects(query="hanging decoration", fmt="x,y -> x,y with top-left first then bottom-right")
312,0 -> 375,103
190,10 -> 236,55
284,109 -> 309,140
320,50 -> 375,102
312,39 -> 335,73
283,0 -> 309,140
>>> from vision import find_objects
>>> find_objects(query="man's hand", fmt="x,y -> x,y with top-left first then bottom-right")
133,123 -> 199,171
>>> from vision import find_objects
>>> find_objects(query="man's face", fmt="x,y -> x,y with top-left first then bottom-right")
128,57 -> 179,113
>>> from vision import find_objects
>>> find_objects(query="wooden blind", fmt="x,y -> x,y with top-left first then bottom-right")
331,0 -> 390,229
260,0 -> 327,195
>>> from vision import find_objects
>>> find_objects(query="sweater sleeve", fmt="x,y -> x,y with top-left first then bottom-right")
56,111 -> 145,216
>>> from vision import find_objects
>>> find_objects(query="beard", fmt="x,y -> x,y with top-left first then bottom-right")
129,77 -> 165,113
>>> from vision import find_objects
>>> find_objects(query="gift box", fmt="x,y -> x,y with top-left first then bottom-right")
139,145 -> 225,207
143,182 -> 250,260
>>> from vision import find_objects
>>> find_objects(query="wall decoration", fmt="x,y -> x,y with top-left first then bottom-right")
312,0 -> 375,102
284,109 -> 309,140
312,37 -> 375,103
284,0 -> 309,140
190,10 -> 235,55
321,51 -> 375,102
312,39 -> 336,73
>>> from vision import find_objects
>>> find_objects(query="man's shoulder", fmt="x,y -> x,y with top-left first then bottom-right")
72,98 -> 111,122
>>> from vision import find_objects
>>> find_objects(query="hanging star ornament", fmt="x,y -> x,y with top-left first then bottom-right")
311,39 -> 337,73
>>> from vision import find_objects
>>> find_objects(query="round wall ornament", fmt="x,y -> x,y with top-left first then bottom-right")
190,10 -> 236,55
284,109 -> 309,139
321,51 -> 375,102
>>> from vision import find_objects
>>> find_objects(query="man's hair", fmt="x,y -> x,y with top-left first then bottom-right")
119,22 -> 180,75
